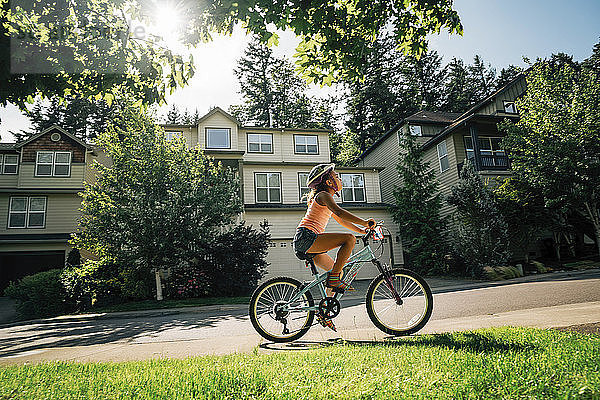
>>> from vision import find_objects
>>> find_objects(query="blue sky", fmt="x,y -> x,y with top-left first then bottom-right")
1,0 -> 599,141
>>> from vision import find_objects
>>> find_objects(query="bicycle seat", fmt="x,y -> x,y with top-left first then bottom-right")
295,251 -> 325,261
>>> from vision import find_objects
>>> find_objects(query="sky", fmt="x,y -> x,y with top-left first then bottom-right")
1,0 -> 599,142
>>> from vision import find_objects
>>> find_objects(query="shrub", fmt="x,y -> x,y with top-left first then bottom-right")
66,248 -> 81,266
163,264 -> 211,299
4,269 -> 75,320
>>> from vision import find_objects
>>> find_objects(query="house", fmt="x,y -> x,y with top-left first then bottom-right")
0,108 -> 402,290
355,73 -> 542,259
0,125 -> 105,291
161,107 -> 403,281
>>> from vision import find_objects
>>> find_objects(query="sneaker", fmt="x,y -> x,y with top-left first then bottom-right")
316,313 -> 337,332
325,272 -> 355,291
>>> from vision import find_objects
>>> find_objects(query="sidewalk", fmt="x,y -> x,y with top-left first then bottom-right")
1,268 -> 597,329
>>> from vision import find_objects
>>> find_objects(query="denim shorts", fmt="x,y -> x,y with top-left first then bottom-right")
293,227 -> 318,259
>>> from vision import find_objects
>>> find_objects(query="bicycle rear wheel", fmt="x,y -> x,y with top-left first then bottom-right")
249,277 -> 315,343
366,268 -> 433,336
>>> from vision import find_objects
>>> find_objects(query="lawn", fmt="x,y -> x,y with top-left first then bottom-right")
1,327 -> 598,399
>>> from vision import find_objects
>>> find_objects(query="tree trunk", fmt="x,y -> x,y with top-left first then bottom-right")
583,202 -> 600,256
552,231 -> 562,261
563,232 -> 576,258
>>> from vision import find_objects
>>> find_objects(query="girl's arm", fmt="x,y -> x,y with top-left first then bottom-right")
316,192 -> 374,228
332,213 -> 366,234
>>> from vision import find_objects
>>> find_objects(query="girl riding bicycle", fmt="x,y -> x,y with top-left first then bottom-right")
293,163 -> 375,292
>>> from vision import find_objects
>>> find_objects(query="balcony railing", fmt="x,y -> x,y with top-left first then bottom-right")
480,154 -> 510,170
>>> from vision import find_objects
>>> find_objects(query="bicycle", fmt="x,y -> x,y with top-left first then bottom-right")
249,223 -> 433,342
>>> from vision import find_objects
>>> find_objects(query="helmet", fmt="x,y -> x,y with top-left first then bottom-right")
306,163 -> 336,189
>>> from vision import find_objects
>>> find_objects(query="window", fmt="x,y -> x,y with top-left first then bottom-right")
1,154 -> 18,174
409,125 -> 422,136
294,135 -> 318,154
437,141 -> 449,172
340,173 -> 365,202
165,131 -> 183,141
36,151 -> 71,177
206,128 -> 231,149
503,101 -> 517,114
463,136 -> 475,160
247,133 -> 273,153
298,172 -> 310,201
255,172 -> 281,203
8,197 -> 46,228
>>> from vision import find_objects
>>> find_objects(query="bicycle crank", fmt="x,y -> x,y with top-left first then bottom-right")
318,297 -> 341,319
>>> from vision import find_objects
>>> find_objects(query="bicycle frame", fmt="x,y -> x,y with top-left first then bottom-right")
284,234 -> 400,313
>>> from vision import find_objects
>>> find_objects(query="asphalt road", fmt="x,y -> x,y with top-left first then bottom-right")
1,269 -> 599,365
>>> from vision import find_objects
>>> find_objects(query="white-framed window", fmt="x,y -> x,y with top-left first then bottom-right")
8,196 -> 46,228
206,128 -> 231,149
165,131 -> 183,141
503,101 -> 517,114
298,172 -> 310,201
437,141 -> 449,173
1,154 -> 18,174
294,135 -> 318,154
463,136 -> 475,160
255,172 -> 281,203
247,133 -> 273,153
340,173 -> 365,202
409,125 -> 422,136
35,151 -> 71,177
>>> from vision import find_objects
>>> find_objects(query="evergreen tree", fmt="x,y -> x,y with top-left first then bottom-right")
14,96 -> 116,141
582,38 -> 600,73
446,160 -> 510,277
165,105 -> 182,124
467,55 -> 497,102
495,65 -> 523,91
391,133 -> 448,276
401,49 -> 447,111
441,58 -> 473,112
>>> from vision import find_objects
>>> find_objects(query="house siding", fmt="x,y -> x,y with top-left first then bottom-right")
0,193 -> 81,233
17,164 -> 86,189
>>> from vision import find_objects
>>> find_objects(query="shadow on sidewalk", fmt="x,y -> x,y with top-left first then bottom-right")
260,331 -> 537,354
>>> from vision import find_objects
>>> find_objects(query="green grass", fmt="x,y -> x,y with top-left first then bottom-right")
85,296 -> 250,314
1,327 -> 599,399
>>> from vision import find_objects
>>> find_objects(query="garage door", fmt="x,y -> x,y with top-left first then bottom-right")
263,235 -> 393,282
0,251 -> 65,292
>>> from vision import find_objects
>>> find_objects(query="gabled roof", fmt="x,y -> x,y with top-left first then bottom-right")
14,125 -> 91,149
0,143 -> 17,151
420,71 -> 528,151
354,110 -> 459,162
197,106 -> 241,126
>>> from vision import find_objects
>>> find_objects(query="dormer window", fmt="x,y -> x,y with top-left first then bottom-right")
206,128 -> 231,149
503,101 -> 517,114
166,131 -> 183,141
1,154 -> 18,174
36,151 -> 71,177
409,125 -> 422,136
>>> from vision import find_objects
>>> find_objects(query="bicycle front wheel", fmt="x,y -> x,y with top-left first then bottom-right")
366,268 -> 433,336
249,277 -> 315,343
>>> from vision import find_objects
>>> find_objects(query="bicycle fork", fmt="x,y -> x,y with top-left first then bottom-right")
374,260 -> 403,305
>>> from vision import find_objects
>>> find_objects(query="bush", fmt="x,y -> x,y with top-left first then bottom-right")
61,260 -> 154,310
4,269 -> 75,320
163,264 -> 211,299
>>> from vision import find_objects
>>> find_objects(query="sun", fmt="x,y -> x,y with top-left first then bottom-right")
152,1 -> 184,48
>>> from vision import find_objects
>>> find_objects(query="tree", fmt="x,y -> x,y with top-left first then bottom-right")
391,133 -> 448,276
494,176 -> 548,263
165,105 -> 182,124
495,65 -> 523,91
447,160 -> 510,277
499,55 -> 600,256
441,58 -> 473,112
13,96 -> 119,141
231,38 -> 316,128
70,108 -> 244,301
467,55 -> 497,102
582,38 -> 600,73
401,50 -> 447,111
2,0 -> 462,111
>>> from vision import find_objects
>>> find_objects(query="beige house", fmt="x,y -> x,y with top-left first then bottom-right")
0,126 -> 105,290
355,73 -> 543,259
0,108 -> 401,290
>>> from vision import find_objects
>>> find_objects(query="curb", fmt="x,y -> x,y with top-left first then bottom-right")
1,268 -> 598,329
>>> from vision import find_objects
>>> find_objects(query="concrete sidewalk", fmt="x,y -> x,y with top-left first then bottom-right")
1,268 -> 597,329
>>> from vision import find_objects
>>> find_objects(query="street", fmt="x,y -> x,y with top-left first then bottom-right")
1,269 -> 599,365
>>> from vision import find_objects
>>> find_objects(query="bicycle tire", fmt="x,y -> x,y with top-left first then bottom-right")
249,276 -> 315,343
366,268 -> 433,336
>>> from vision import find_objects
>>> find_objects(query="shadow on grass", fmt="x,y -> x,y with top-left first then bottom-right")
260,331 -> 537,354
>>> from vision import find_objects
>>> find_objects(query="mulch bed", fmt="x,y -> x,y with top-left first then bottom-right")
553,322 -> 600,335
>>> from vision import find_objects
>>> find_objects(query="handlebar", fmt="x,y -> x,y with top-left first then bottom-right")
361,220 -> 385,245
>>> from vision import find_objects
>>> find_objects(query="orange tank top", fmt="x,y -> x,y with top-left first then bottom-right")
298,198 -> 333,234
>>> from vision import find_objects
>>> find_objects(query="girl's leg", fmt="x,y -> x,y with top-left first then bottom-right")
312,253 -> 335,297
306,233 -> 356,274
